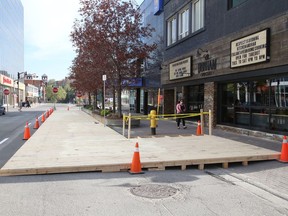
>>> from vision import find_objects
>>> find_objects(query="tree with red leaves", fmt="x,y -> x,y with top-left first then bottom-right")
70,0 -> 156,116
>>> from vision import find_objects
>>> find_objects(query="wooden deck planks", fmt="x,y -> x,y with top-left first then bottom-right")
0,110 -> 281,176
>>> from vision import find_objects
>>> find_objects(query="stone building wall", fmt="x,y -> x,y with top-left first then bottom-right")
204,82 -> 217,127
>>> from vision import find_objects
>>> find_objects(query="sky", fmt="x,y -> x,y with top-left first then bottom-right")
22,0 -> 144,81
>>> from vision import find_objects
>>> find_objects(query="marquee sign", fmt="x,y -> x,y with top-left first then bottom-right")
169,57 -> 192,80
231,28 -> 270,68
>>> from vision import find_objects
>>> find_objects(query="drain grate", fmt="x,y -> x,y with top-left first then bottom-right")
130,184 -> 178,199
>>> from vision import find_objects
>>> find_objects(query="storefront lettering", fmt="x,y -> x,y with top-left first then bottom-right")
169,57 -> 191,80
231,29 -> 269,68
198,59 -> 217,73
3,77 -> 12,85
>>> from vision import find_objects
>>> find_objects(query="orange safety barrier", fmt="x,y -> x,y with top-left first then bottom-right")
196,120 -> 202,136
129,142 -> 144,174
280,135 -> 288,162
33,117 -> 40,129
41,113 -> 45,123
23,122 -> 31,140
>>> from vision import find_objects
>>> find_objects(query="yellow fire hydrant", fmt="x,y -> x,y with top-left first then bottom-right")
150,110 -> 157,135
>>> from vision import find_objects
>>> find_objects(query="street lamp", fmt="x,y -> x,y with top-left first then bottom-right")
17,71 -> 27,107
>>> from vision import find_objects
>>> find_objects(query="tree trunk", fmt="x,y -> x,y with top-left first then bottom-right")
93,90 -> 97,109
113,86 -> 116,113
116,84 -> 122,117
88,92 -> 91,105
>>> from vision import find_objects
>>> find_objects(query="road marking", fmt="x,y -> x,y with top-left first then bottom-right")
0,138 -> 9,145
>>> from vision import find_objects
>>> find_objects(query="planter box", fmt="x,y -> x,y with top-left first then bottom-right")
82,109 -> 140,127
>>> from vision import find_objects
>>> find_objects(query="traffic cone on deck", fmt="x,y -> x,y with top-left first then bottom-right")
196,120 -> 202,136
23,122 -> 31,140
129,142 -> 144,174
41,113 -> 45,123
33,117 -> 40,129
280,135 -> 288,162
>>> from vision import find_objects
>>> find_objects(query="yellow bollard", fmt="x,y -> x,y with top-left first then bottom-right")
150,110 -> 157,135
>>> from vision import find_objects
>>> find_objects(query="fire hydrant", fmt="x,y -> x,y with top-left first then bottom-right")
150,110 -> 157,135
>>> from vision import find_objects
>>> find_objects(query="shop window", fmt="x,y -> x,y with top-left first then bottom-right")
219,77 -> 288,133
167,16 -> 177,46
187,85 -> 204,121
192,0 -> 204,33
178,8 -> 189,39
228,0 -> 248,9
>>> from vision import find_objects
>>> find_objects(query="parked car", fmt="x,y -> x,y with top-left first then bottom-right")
0,104 -> 6,116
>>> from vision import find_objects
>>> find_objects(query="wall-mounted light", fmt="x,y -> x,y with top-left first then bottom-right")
197,48 -> 210,60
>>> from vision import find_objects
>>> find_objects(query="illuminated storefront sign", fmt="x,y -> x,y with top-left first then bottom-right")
231,28 -> 270,68
169,57 -> 192,80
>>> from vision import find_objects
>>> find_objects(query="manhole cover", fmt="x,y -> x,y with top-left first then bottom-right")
130,184 -> 178,199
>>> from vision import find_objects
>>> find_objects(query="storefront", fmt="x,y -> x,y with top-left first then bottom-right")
219,76 -> 288,134
0,74 -> 25,106
162,10 -> 288,135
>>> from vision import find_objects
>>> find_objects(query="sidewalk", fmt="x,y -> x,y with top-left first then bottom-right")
0,105 -> 280,172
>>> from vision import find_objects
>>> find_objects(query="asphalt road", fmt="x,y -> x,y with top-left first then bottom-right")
0,104 -> 50,168
0,164 -> 287,216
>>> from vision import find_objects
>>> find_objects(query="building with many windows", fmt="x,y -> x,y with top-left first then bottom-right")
0,0 -> 24,106
161,0 -> 288,135
123,0 -> 164,114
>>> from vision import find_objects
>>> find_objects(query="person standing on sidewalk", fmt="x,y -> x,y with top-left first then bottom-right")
18,100 -> 23,112
176,99 -> 187,129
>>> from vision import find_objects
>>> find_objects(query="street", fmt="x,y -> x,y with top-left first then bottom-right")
0,164 -> 287,216
0,104 -> 52,168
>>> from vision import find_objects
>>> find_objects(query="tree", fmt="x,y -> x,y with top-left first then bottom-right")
46,85 -> 67,103
70,0 -> 156,117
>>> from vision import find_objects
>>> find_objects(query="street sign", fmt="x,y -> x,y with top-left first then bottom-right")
102,74 -> 107,81
53,87 -> 58,93
3,89 -> 10,95
76,92 -> 82,97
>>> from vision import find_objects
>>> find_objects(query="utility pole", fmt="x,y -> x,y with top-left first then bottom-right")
17,71 -> 27,107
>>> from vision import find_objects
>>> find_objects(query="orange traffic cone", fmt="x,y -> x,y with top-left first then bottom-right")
280,135 -> 288,162
23,122 -> 31,140
196,120 -> 202,136
41,113 -> 45,123
129,142 -> 144,174
33,117 -> 40,129
46,110 -> 49,118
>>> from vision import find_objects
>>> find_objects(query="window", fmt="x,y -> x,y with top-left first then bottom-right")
228,0 -> 248,9
167,17 -> 177,46
192,0 -> 204,33
178,8 -> 189,39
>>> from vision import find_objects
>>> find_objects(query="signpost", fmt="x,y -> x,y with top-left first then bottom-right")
102,74 -> 107,127
76,92 -> 82,98
3,89 -> 9,112
3,89 -> 10,95
52,87 -> 58,110
52,87 -> 58,93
